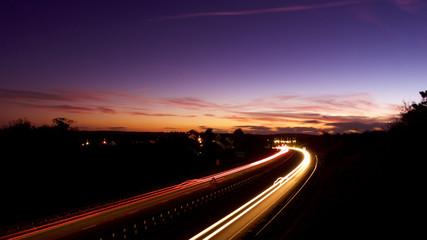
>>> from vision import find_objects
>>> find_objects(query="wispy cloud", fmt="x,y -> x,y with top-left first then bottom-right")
163,97 -> 240,111
46,104 -> 96,113
233,121 -> 385,135
234,125 -> 275,135
350,0 -> 427,44
153,0 -> 362,21
15,102 -> 117,115
276,126 -> 324,135
226,110 -> 387,126
392,0 -> 426,13
130,111 -> 196,118
0,88 -> 199,118
0,88 -> 70,101
0,88 -> 120,115
325,121 -> 384,133
165,97 -> 224,110
0,88 -> 119,104
230,94 -> 394,123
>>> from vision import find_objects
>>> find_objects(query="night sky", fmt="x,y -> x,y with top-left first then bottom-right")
1,0 -> 426,134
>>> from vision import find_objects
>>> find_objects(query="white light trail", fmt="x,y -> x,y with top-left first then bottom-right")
189,147 -> 312,240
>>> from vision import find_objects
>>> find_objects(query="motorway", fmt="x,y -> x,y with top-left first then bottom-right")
189,147 -> 315,240
1,146 -> 315,240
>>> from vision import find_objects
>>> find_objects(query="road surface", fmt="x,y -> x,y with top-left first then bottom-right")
1,147 -> 295,240
190,147 -> 316,240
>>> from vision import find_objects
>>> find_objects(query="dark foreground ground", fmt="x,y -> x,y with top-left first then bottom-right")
1,129 -> 426,239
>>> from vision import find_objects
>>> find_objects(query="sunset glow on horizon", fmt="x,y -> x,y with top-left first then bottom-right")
1,0 -> 426,134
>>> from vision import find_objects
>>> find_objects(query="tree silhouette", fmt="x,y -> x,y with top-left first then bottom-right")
7,118 -> 34,132
389,90 -> 427,135
187,129 -> 199,136
233,128 -> 244,135
202,128 -> 216,144
52,118 -> 76,131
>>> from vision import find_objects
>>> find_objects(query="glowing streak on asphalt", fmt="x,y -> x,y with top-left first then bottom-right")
189,147 -> 311,240
4,146 -> 290,240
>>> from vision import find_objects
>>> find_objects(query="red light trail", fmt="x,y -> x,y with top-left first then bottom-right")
3,147 -> 290,240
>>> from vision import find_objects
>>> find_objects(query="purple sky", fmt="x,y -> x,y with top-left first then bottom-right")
1,0 -> 426,134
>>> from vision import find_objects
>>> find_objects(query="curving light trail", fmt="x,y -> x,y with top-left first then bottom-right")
177,146 -> 289,187
2,146 -> 290,240
190,147 -> 315,240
